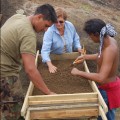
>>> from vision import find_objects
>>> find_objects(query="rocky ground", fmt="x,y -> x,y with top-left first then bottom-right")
1,0 -> 120,119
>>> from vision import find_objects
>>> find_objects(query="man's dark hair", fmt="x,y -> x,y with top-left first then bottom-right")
84,19 -> 106,35
34,4 -> 57,23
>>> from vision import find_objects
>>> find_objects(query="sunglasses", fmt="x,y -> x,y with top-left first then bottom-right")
56,20 -> 64,24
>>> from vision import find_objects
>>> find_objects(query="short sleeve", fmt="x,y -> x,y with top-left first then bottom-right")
20,35 -> 37,56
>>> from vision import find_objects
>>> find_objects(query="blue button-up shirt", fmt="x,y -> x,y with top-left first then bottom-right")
41,21 -> 81,62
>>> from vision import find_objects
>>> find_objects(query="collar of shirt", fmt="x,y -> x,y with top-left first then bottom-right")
52,21 -> 68,35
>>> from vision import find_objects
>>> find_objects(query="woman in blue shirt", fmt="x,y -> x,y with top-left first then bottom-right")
41,8 -> 82,73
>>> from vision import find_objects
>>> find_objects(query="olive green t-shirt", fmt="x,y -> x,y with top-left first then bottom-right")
1,14 -> 37,77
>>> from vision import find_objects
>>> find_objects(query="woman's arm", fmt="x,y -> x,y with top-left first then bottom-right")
68,21 -> 82,51
41,28 -> 57,73
41,29 -> 53,63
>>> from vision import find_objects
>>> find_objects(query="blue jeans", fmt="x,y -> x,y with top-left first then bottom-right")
97,89 -> 116,120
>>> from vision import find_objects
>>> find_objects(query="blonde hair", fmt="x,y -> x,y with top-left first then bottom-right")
55,8 -> 67,20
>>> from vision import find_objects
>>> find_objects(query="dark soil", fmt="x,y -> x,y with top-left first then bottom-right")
33,60 -> 93,95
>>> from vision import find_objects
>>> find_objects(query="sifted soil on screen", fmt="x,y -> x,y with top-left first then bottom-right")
33,60 -> 93,95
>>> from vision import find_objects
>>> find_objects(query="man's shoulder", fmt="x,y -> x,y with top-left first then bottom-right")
104,44 -> 117,57
4,14 -> 32,32
12,14 -> 26,18
14,15 -> 36,37
6,14 -> 26,24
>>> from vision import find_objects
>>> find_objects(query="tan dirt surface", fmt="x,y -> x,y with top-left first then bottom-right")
33,60 -> 93,95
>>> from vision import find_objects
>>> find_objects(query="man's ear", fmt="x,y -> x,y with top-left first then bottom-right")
35,14 -> 44,20
37,14 -> 44,19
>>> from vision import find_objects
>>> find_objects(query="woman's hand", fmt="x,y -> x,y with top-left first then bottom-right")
47,61 -> 57,73
49,64 -> 57,73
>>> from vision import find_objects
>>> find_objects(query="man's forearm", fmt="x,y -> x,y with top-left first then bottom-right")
28,68 -> 51,95
85,54 -> 98,61
77,71 -> 103,83
21,53 -> 53,94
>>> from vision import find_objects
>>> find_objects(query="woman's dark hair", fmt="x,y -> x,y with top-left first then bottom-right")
84,19 -> 106,35
34,4 -> 57,23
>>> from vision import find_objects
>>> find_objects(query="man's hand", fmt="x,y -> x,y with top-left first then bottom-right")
73,55 -> 85,64
71,68 -> 80,76
77,55 -> 85,60
47,61 -> 57,73
78,48 -> 86,54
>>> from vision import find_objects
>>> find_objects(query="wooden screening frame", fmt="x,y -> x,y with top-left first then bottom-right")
21,50 -> 108,120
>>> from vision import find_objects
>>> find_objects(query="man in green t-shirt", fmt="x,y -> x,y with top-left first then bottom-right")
0,4 -> 57,120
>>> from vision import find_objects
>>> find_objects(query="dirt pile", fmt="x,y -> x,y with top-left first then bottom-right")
33,60 -> 93,95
